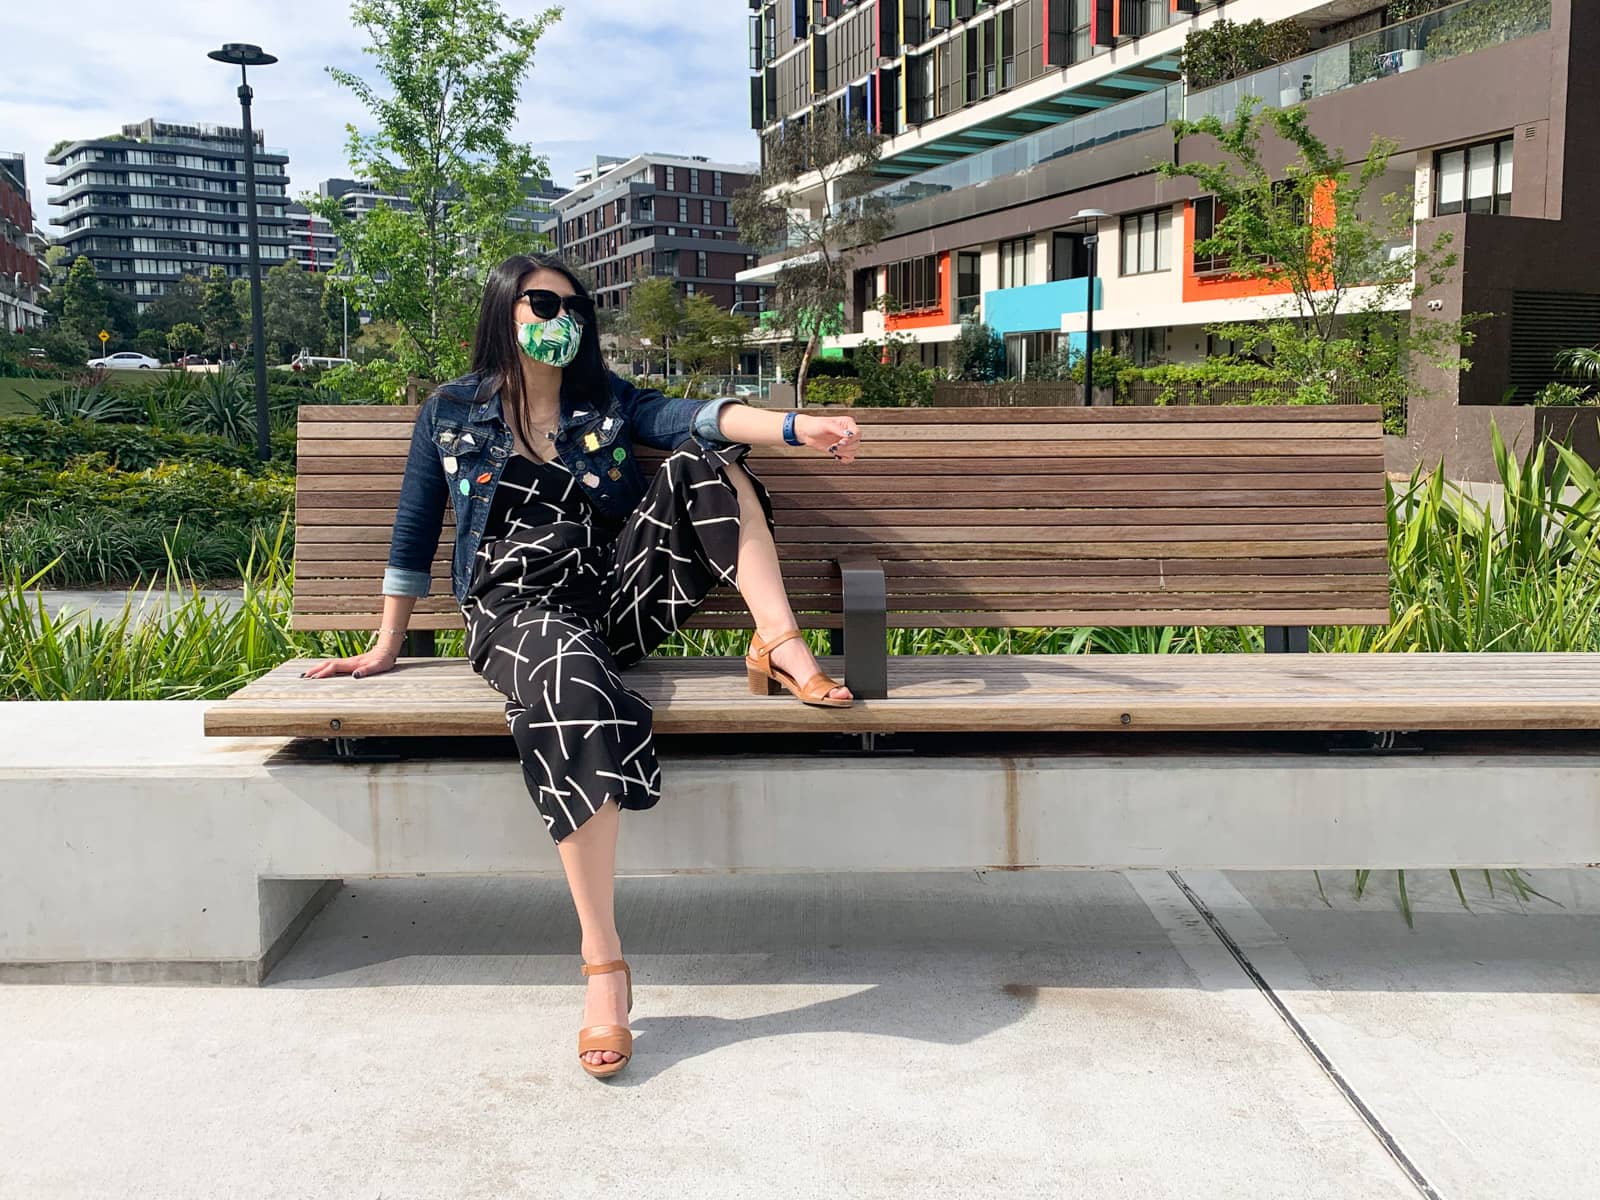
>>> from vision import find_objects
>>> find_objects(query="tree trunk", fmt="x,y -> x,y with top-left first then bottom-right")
794,332 -> 819,407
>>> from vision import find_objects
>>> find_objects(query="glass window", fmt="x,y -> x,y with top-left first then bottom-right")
1000,236 -> 1033,289
956,251 -> 981,317
690,169 -> 701,194
1192,196 -> 1230,273
697,250 -> 708,277
1119,208 -> 1172,275
714,171 -> 724,195
665,166 -> 676,190
678,197 -> 689,222
1435,137 -> 1513,216
1052,231 -> 1088,281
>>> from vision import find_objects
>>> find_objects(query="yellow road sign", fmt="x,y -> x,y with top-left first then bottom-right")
98,330 -> 110,343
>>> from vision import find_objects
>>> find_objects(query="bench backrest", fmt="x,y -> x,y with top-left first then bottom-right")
292,403 -> 1391,633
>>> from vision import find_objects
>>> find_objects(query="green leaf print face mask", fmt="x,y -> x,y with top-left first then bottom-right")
517,313 -> 584,368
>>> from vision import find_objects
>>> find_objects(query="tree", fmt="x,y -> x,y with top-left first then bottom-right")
1158,99 -> 1477,430
140,274 -> 207,334
167,322 -> 205,358
313,0 -> 560,381
732,104 -> 893,404
202,266 -> 243,359
263,260 -> 331,359
57,256 -> 110,350
675,295 -> 750,380
950,315 -> 1006,381
624,275 -> 686,375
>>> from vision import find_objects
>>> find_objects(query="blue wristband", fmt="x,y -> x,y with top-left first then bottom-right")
782,411 -> 803,446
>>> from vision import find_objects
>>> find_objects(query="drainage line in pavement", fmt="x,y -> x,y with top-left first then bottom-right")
1167,870 -> 1444,1200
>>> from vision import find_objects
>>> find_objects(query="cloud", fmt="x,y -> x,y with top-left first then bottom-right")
0,1 -> 759,228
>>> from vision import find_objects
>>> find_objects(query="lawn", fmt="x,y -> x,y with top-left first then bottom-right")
0,378 -> 58,417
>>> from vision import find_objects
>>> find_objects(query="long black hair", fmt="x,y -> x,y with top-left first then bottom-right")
471,252 -> 609,445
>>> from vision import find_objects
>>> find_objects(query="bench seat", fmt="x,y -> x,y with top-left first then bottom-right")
205,652 -> 1600,738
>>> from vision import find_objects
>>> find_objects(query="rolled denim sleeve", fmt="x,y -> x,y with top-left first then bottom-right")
383,396 -> 446,599
692,397 -> 741,443
613,373 -> 708,451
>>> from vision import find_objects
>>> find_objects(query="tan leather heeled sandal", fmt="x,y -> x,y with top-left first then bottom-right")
578,958 -> 633,1080
746,629 -> 853,708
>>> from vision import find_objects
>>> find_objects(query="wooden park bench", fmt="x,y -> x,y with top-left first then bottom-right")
207,402 -> 1600,744
21,399 -> 1600,985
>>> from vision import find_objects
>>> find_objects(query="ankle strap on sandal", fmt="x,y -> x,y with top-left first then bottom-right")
580,958 -> 630,977
751,628 -> 804,657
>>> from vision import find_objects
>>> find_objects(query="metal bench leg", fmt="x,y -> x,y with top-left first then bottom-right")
404,630 -> 438,657
838,553 -> 888,700
1263,626 -> 1310,653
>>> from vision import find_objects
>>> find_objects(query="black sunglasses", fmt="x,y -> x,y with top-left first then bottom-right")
517,288 -> 596,324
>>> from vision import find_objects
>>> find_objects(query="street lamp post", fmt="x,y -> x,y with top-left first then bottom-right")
208,42 -> 278,462
1070,208 -> 1110,405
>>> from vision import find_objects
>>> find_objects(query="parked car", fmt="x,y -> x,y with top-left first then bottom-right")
287,352 -> 353,372
87,351 -> 161,370
733,383 -> 762,398
173,354 -> 210,368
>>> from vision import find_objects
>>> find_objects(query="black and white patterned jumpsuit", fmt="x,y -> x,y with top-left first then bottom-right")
460,434 -> 773,844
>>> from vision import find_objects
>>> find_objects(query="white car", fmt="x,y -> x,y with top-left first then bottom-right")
88,351 -> 161,370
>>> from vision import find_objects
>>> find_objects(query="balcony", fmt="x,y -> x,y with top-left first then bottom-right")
982,277 -> 1099,339
871,87 -> 1181,214
864,0 -> 1551,221
1184,0 -> 1552,123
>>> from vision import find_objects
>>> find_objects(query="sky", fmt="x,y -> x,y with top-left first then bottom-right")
0,0 -> 760,228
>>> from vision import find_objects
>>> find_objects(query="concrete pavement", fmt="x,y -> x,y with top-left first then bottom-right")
34,587 -> 245,624
2,865 -> 1595,1199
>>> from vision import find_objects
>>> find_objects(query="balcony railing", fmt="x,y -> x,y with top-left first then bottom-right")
1184,0 -> 1552,123
860,0 -> 1550,223
870,84 -> 1182,214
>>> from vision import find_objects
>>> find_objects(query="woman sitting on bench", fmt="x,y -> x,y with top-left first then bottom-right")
302,252 -> 860,1079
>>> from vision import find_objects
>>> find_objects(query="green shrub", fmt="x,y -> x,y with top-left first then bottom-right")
320,359 -> 410,405
1423,0 -> 1551,64
28,384 -> 139,424
1116,361 -> 1295,405
0,458 -> 293,523
0,458 -> 295,586
802,376 -> 865,405
1180,17 -> 1313,90
1534,381 -> 1595,407
0,417 -> 293,473
950,316 -> 1006,383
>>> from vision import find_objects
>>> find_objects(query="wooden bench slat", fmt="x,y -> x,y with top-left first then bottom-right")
295,454 -> 1389,477
289,609 -> 1396,632
293,403 -> 1383,422
291,573 -> 1387,597
298,419 -> 1381,443
203,652 -> 1600,738
293,505 -> 1388,531
296,436 -> 1384,459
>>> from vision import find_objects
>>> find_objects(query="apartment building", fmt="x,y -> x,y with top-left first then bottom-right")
286,201 -> 340,273
743,0 -> 1600,442
552,153 -> 764,313
0,153 -> 48,331
46,119 -> 292,312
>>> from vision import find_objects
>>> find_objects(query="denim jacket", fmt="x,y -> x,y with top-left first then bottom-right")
382,369 -> 740,605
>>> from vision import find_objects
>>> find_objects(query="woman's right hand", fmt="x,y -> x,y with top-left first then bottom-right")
301,647 -> 398,681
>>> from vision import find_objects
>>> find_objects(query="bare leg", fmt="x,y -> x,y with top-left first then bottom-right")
725,461 -> 852,701
555,796 -> 629,1067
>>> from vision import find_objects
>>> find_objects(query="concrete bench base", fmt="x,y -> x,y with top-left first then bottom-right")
4,702 -> 1599,984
